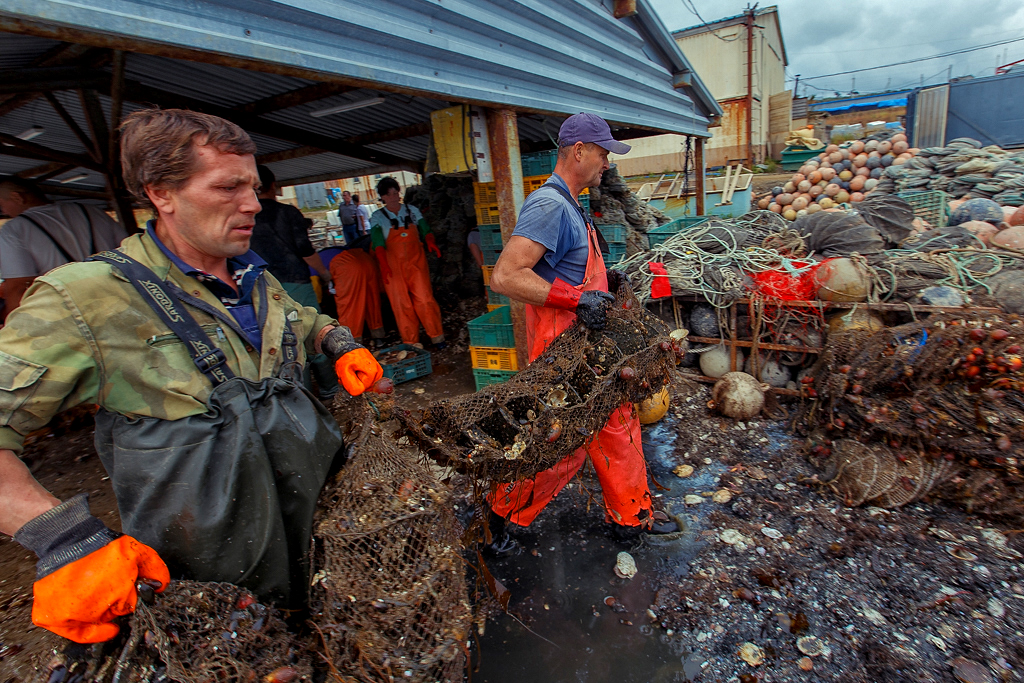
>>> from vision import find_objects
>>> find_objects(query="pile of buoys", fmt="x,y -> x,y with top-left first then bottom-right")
759,134 -> 916,221
870,137 -> 1024,205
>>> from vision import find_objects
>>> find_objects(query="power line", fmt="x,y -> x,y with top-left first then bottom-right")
800,35 -> 1024,81
679,0 -> 743,42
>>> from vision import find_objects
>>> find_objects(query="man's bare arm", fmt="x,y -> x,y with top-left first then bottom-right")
489,236 -> 553,306
0,448 -> 60,536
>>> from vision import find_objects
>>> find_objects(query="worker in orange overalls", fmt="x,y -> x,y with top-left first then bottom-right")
329,242 -> 385,347
488,113 -> 676,550
368,177 -> 445,347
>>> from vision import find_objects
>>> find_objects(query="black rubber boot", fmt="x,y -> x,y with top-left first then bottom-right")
483,508 -> 520,557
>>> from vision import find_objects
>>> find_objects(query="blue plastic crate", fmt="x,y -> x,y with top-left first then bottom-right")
647,216 -> 711,247
478,224 -> 503,248
482,246 -> 502,265
468,306 -> 515,347
473,368 -> 517,391
377,344 -> 432,384
486,286 -> 510,307
596,224 -> 626,243
521,150 -> 558,176
579,195 -> 591,213
606,243 -> 627,264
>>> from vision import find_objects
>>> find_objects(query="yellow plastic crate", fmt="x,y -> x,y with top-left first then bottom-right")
470,345 -> 519,371
473,181 -> 499,205
482,265 -> 494,285
475,204 -> 500,225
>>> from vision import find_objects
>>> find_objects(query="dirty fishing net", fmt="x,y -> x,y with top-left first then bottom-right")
33,581 -> 310,683
313,394 -> 472,683
400,282 -> 677,483
801,311 -> 1024,520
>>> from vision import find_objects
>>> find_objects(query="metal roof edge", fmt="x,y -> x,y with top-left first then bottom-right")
634,0 -> 722,121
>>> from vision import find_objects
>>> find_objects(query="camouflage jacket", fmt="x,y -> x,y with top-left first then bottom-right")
0,232 -> 337,454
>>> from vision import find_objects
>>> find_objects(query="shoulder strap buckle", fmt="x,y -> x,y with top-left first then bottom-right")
193,347 -> 228,375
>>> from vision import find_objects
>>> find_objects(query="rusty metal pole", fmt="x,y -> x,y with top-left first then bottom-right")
486,108 -> 527,369
745,8 -> 754,167
694,137 -> 705,216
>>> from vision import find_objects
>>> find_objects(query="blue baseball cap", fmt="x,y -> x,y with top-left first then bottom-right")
558,113 -> 631,155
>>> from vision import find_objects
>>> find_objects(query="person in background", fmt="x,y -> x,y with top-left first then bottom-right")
337,190 -> 360,245
0,176 -> 127,314
353,193 -> 373,237
249,165 -> 339,400
467,227 -> 484,269
368,177 -> 445,348
330,239 -> 385,348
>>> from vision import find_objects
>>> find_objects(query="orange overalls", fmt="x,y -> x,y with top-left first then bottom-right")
380,209 -> 444,344
330,249 -> 384,339
489,218 -> 652,527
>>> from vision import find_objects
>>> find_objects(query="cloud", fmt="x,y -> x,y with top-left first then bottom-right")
649,0 -> 1024,95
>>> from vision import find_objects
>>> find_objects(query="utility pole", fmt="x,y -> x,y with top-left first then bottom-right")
794,74 -> 800,98
745,6 -> 754,166
947,64 -> 952,83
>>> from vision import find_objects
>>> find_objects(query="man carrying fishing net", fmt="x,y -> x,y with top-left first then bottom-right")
0,109 -> 383,644
488,113 -> 676,547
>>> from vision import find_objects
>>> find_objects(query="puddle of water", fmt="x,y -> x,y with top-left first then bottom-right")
474,414 -> 716,682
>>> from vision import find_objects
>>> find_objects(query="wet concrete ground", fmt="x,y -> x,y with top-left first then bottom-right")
472,413 -> 748,683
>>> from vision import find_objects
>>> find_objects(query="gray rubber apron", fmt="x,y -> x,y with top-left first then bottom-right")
90,251 -> 344,607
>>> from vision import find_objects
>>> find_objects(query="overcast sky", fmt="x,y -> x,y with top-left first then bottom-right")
648,0 -> 1024,98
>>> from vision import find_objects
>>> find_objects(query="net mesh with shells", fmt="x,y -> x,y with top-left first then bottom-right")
31,581 -> 312,683
801,311 -> 1024,519
398,282 -> 677,483
312,395 -> 472,683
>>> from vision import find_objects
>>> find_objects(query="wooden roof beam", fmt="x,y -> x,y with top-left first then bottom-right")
255,122 -> 431,164
234,82 -> 356,116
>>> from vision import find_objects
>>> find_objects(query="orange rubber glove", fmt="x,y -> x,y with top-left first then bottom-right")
424,233 -> 442,258
335,347 -> 384,396
33,536 -> 169,643
374,247 -> 392,285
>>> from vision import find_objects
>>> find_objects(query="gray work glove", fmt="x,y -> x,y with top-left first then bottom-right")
575,290 -> 616,330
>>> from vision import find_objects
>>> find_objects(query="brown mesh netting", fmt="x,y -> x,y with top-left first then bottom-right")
33,581 -> 311,683
801,311 -> 1024,519
312,395 -> 472,683
399,282 -> 678,482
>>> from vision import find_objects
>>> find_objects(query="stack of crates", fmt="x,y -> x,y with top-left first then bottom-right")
896,190 -> 948,228
473,174 -> 592,268
468,305 -> 518,389
597,223 -> 627,266
647,216 -> 711,247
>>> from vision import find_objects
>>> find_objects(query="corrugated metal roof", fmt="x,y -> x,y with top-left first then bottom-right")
1,0 -> 720,203
0,0 -> 718,129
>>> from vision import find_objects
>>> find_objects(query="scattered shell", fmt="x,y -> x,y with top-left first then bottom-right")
684,495 -> 704,505
948,546 -> 978,561
987,597 -> 1006,619
863,607 -> 887,626
746,466 -> 768,480
799,657 -> 813,671
395,350 -> 409,361
545,388 -> 568,408
981,528 -> 1008,548
412,387 -> 425,395
738,642 -> 764,666
673,464 -> 695,478
614,551 -> 637,579
797,636 -> 825,657
952,657 -> 993,683
712,489 -> 733,504
760,527 -> 783,539
720,529 -> 745,545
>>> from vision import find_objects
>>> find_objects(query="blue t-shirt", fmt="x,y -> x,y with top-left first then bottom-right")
147,223 -> 267,350
511,173 -> 589,286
